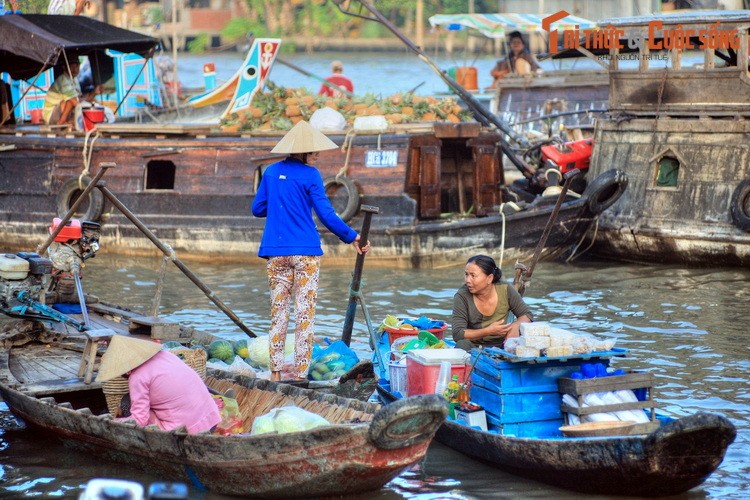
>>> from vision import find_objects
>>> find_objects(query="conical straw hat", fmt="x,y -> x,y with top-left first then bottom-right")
271,120 -> 338,154
95,335 -> 162,382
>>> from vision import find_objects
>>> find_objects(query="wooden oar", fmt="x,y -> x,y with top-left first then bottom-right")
514,168 -> 581,296
341,205 -> 379,346
95,183 -> 256,338
276,57 -> 355,98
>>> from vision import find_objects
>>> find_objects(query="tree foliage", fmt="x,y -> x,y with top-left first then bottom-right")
243,0 -> 503,39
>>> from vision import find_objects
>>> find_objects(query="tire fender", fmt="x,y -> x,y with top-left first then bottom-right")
323,176 -> 360,222
730,179 -> 750,231
56,176 -> 105,222
583,169 -> 628,214
368,394 -> 447,450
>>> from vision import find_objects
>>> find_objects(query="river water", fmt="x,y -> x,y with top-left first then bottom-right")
1,50 -> 748,498
1,252 -> 748,499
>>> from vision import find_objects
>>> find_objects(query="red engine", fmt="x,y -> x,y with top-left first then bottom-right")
540,138 -> 593,173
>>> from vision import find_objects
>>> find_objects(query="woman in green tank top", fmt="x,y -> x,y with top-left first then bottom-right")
452,254 -> 532,352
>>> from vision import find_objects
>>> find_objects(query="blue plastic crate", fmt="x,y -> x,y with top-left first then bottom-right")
485,412 -> 564,437
471,351 -> 598,392
469,381 -> 564,424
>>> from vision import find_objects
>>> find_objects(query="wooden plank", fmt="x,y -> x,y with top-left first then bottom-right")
96,123 -> 214,136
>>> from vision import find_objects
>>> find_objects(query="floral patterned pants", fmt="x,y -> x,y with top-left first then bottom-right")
266,255 -> 320,378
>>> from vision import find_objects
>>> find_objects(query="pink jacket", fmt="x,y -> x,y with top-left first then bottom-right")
126,350 -> 220,434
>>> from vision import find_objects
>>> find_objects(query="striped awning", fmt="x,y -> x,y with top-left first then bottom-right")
428,13 -> 597,39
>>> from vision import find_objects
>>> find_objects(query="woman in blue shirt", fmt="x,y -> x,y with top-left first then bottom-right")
252,120 -> 369,381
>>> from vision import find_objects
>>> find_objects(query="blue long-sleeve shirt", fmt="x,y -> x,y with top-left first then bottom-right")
251,157 -> 357,257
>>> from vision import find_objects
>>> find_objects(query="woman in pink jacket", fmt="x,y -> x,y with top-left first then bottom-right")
96,335 -> 220,434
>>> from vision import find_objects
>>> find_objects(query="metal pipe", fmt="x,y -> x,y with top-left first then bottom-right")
72,268 -> 90,329
341,205 -> 379,346
96,184 -> 257,338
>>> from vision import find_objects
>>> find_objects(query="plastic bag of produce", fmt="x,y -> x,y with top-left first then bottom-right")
250,405 -> 330,435
226,355 -> 256,377
307,340 -> 359,381
213,394 -> 243,435
310,107 -> 346,131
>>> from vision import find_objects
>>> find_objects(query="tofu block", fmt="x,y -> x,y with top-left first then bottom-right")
545,345 -> 573,357
520,322 -> 550,337
515,346 -> 540,358
522,335 -> 550,349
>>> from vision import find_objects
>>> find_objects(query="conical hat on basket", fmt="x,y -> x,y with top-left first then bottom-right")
96,335 -> 162,382
270,120 -> 338,154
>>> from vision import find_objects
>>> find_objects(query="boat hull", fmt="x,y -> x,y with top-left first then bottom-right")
435,414 -> 735,497
0,126 -> 613,268
375,384 -> 735,497
0,372 -> 445,498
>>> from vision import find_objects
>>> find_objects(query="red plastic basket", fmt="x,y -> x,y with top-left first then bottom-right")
384,323 -> 447,345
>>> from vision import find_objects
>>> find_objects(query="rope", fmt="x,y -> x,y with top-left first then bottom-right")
498,203 -> 507,268
566,216 -> 600,263
337,130 -> 356,180
79,128 -> 100,185
163,243 -> 177,260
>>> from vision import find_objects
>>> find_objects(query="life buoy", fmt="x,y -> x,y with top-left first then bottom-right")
730,179 -> 750,231
323,176 -> 360,222
367,394 -> 447,450
583,169 -> 628,214
56,176 -> 104,222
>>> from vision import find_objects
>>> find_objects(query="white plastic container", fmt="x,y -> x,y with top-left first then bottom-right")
0,254 -> 29,280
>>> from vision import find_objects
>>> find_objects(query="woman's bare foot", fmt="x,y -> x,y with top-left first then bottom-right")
271,371 -> 281,382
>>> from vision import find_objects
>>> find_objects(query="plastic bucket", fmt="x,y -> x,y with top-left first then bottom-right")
82,108 -> 106,131
29,108 -> 43,124
456,66 -> 478,91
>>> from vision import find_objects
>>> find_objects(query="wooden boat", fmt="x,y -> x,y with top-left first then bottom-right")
0,224 -> 447,496
427,13 -> 609,139
0,360 -> 447,497
0,14 -> 628,269
573,11 -> 750,266
374,343 -> 737,497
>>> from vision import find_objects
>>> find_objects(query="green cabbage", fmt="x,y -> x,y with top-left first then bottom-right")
245,335 -> 296,368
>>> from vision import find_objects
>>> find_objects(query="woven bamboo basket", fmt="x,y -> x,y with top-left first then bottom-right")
102,376 -> 130,416
171,348 -> 207,380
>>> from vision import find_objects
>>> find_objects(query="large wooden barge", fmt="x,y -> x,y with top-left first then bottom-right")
582,11 -> 750,266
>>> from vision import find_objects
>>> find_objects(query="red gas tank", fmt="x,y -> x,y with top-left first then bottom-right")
540,138 -> 593,173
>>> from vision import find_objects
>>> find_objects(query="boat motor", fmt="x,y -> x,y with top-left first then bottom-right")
46,218 -> 101,305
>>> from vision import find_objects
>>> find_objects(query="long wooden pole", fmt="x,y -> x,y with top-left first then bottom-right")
341,205 -> 379,346
276,58 -> 355,97
96,184 -> 256,338
335,0 -> 535,178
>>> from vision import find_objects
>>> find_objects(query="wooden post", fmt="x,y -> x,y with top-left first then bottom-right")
341,205 -> 379,346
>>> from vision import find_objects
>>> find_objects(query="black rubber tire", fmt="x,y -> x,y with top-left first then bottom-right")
323,176 -> 360,222
583,169 -> 628,214
56,176 -> 105,222
367,394 -> 448,450
730,179 -> 750,232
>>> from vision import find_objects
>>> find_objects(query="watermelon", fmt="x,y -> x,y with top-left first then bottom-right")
190,344 -> 207,351
162,341 -> 184,350
208,340 -> 235,362
207,357 -> 227,365
234,339 -> 249,359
